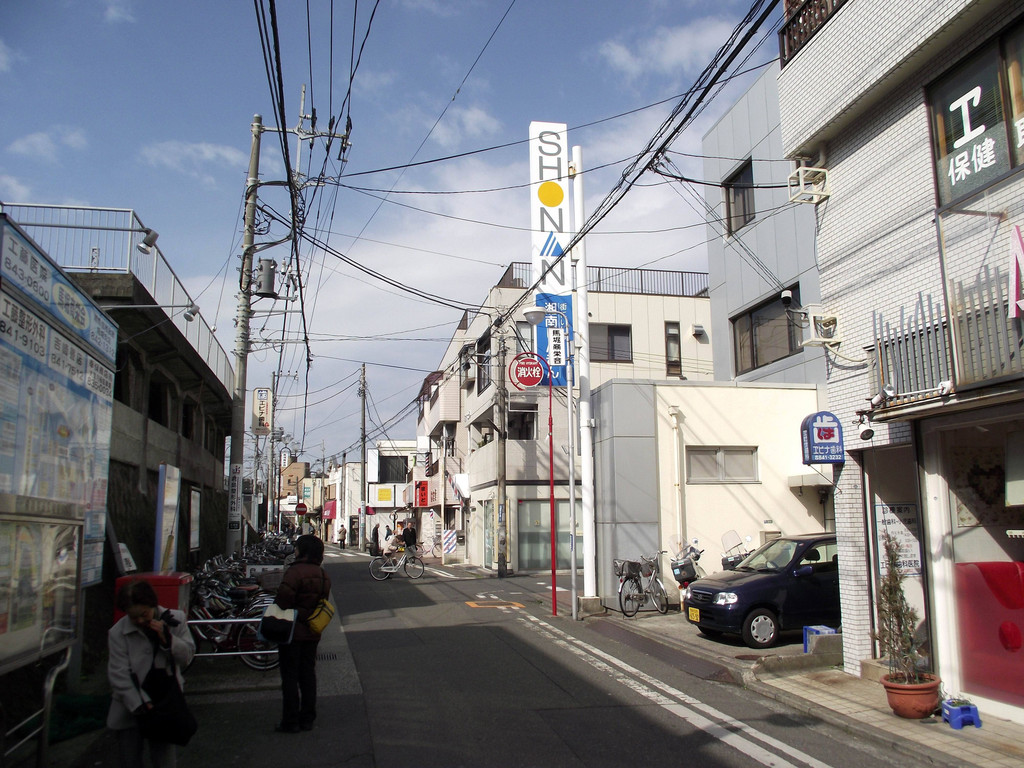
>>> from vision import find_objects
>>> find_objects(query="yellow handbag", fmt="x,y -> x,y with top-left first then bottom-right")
306,598 -> 334,634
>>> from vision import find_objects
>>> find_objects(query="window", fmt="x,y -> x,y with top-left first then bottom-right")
515,320 -> 534,354
686,447 -> 758,483
732,288 -> 801,374
724,160 -> 755,234
378,456 -> 408,484
591,324 -> 632,362
476,333 -> 491,394
928,21 -> 1024,205
507,402 -> 537,440
665,322 -> 682,377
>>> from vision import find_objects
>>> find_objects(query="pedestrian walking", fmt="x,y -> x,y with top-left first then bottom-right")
338,524 -> 347,548
106,578 -> 195,768
371,523 -> 380,556
274,534 -> 332,733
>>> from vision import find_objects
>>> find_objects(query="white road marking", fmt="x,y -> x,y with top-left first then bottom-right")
517,613 -> 833,768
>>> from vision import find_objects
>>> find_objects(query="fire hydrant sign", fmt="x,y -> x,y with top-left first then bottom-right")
510,353 -> 544,389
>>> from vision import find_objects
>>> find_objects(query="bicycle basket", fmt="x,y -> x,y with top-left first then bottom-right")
613,559 -> 641,578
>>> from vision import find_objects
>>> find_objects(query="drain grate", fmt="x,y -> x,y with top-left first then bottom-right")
317,652 -> 338,661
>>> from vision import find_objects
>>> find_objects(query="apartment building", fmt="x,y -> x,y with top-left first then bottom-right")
414,262 -> 712,572
778,0 -> 1024,722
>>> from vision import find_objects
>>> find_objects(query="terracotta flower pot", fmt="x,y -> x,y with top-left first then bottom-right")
880,673 -> 941,719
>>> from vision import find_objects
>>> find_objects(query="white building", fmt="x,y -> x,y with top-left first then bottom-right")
778,0 -> 1024,723
414,262 -> 712,572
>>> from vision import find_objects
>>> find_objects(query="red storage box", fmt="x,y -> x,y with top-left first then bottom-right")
113,572 -> 193,624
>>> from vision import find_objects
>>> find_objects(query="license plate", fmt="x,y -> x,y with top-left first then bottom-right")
688,607 -> 700,622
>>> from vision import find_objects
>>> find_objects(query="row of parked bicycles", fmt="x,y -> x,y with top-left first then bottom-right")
185,534 -> 296,670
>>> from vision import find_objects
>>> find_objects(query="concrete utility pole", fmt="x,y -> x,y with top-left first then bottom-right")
227,114 -> 263,556
497,335 -> 509,577
571,145 -> 598,605
359,364 -> 367,552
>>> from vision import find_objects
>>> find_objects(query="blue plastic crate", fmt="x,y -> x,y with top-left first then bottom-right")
803,624 -> 836,653
942,700 -> 981,729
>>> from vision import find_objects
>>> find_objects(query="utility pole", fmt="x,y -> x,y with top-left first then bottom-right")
571,145 -> 597,604
226,114 -> 263,555
496,335 -> 509,577
359,364 -> 367,552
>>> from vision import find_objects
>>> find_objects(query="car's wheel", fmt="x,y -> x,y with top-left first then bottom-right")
741,608 -> 778,649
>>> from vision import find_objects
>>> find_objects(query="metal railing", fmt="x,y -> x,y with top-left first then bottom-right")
496,262 -> 709,297
949,266 -> 1024,386
0,203 -> 234,393
873,293 -> 953,403
779,0 -> 848,66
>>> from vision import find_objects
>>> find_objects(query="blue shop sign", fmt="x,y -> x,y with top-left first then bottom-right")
801,411 -> 845,465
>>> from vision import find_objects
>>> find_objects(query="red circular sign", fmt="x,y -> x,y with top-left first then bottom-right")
295,502 -> 308,515
511,354 -> 544,388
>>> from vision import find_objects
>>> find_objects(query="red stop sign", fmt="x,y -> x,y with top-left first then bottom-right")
512,356 -> 544,388
295,502 -> 308,515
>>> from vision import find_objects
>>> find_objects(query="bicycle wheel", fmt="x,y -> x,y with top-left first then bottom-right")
431,541 -> 442,557
369,557 -> 391,581
236,623 -> 279,670
619,577 -> 642,617
404,555 -> 425,579
651,578 -> 669,614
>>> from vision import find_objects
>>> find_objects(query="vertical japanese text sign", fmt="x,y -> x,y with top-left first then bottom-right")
529,121 -> 572,387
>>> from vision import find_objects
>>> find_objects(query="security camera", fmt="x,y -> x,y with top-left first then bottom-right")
859,423 -> 875,440
780,290 -> 793,307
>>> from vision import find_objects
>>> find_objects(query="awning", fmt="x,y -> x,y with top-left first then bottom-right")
323,500 -> 337,520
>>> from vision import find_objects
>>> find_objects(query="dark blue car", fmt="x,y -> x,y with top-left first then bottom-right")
682,533 -> 840,649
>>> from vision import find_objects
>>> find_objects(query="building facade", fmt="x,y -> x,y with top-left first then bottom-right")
415,262 -> 712,572
778,0 -> 1024,722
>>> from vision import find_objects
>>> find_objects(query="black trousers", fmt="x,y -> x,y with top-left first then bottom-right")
278,639 -> 319,727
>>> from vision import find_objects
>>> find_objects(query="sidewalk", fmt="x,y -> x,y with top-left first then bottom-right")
602,607 -> 1024,768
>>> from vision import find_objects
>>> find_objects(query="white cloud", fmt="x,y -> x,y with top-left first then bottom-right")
8,128 -> 88,163
139,141 -> 249,187
0,173 -> 32,200
600,18 -> 738,81
0,39 -> 13,73
430,105 -> 501,149
104,1 -> 136,23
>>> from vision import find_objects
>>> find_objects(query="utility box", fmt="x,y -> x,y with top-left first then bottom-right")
114,572 -> 193,624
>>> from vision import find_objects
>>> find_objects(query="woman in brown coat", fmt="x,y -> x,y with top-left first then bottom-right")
274,534 -> 332,732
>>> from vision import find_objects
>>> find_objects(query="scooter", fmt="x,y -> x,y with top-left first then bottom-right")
720,529 -> 753,570
670,542 -> 706,589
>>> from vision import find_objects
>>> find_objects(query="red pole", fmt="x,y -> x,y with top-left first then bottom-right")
548,371 -> 557,616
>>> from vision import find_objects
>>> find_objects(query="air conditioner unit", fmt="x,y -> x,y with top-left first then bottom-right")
802,310 -> 841,347
788,166 -> 830,205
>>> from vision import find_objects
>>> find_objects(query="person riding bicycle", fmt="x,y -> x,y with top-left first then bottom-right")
383,522 -> 405,561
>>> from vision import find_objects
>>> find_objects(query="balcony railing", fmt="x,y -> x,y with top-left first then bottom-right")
496,262 -> 708,297
0,203 -> 233,393
873,293 -> 952,405
949,266 -> 1024,386
779,0 -> 848,66
872,269 -> 1024,406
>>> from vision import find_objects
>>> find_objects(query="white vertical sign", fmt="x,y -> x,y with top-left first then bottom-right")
529,122 -> 570,296
252,387 -> 271,435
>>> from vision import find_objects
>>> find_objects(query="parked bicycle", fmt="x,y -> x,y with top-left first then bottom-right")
614,551 -> 669,616
369,547 -> 425,580
413,535 -> 442,558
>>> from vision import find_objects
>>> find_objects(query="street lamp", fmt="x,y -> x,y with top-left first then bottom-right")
523,305 -> 577,620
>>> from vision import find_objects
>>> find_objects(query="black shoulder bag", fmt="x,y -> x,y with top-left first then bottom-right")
130,621 -> 198,746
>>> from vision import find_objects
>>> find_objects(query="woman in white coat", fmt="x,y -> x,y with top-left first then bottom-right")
106,579 -> 195,768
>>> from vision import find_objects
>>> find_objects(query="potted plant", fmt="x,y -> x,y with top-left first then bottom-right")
875,531 -> 941,718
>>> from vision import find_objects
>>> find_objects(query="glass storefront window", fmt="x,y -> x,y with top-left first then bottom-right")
941,416 -> 1024,708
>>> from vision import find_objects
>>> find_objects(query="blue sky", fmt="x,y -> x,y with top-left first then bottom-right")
0,0 -> 779,463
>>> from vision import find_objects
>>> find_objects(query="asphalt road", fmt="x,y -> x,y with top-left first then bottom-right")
40,551 -> 938,768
